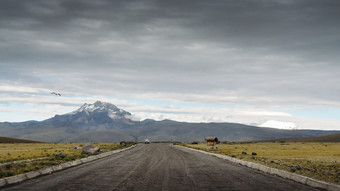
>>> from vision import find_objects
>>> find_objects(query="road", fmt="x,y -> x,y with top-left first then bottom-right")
1,143 -> 321,191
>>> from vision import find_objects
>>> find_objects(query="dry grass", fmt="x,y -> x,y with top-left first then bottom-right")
181,142 -> 340,184
0,143 -> 121,163
0,142 -> 133,178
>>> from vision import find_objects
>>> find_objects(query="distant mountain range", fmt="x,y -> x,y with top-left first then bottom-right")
0,101 -> 338,142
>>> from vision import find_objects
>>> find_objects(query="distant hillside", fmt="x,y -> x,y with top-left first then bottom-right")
0,136 -> 42,143
258,133 -> 340,142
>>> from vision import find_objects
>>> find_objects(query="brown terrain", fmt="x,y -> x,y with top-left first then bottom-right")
0,137 -> 41,143
258,133 -> 340,143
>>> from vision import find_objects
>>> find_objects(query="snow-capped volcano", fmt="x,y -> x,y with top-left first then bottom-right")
45,101 -> 136,130
72,101 -> 132,120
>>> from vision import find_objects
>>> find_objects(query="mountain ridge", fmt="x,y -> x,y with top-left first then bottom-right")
0,136 -> 42,143
0,101 -> 339,142
258,133 -> 340,142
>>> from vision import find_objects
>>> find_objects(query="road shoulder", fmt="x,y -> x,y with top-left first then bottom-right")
174,144 -> 340,191
0,144 -> 136,188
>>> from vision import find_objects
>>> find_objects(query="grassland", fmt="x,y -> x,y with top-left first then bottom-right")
0,142 -> 134,178
181,142 -> 340,184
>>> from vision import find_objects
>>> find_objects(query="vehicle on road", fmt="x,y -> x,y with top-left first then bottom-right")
145,139 -> 150,144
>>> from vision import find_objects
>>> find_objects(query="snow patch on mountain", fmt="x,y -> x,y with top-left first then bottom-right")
108,110 -> 119,119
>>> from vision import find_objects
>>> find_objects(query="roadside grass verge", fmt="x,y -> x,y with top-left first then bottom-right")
0,142 -> 135,178
179,142 -> 340,184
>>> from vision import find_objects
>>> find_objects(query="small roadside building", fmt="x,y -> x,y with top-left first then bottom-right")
205,137 -> 218,146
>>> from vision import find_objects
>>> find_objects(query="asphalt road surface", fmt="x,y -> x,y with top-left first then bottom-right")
1,143 -> 322,191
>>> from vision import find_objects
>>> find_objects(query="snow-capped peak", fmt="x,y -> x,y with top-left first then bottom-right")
70,101 -> 131,120
76,101 -> 118,112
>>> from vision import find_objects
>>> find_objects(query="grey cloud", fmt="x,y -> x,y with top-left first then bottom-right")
1,0 -> 340,107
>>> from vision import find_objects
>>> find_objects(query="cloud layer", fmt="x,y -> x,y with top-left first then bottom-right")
1,0 -> 340,129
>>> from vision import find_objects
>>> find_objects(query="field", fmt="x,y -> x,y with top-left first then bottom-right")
0,142 -> 133,178
181,142 -> 340,184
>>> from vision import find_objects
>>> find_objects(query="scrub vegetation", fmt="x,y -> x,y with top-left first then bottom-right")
181,142 -> 340,184
0,142 -> 134,178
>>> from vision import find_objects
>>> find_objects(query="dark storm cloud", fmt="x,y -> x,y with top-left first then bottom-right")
1,0 -> 340,106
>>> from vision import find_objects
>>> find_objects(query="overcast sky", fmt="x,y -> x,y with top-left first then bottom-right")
1,0 -> 340,130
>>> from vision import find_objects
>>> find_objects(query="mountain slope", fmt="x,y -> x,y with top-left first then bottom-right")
134,120 -> 338,142
258,133 -> 340,142
0,136 -> 42,143
0,101 -> 338,142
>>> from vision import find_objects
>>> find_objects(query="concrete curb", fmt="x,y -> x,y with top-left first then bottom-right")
175,145 -> 340,191
0,144 -> 137,188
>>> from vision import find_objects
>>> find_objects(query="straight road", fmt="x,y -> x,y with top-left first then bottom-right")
1,144 -> 321,191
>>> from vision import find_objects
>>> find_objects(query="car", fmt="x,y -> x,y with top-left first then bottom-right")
145,139 -> 150,144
